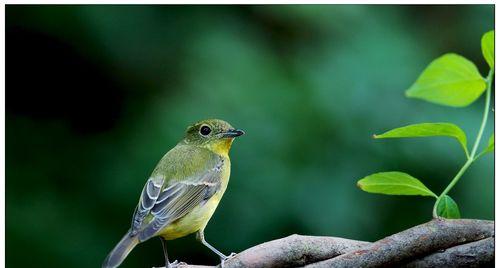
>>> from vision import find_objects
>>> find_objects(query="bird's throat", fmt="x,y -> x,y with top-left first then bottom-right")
207,138 -> 234,156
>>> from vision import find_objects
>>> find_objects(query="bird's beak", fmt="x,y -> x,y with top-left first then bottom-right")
222,129 -> 245,138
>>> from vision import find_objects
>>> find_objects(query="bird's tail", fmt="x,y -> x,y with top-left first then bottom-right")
102,231 -> 140,268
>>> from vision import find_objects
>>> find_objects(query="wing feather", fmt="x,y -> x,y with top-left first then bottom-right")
130,176 -> 164,235
136,158 -> 224,242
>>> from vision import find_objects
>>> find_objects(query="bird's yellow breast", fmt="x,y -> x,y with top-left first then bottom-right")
158,157 -> 231,240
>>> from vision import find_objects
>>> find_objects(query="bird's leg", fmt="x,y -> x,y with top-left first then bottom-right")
160,237 -> 171,268
196,229 -> 236,267
159,237 -> 182,268
196,229 -> 226,259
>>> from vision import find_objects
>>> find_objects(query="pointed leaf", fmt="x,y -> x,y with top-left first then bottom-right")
406,53 -> 486,107
374,123 -> 468,156
357,172 -> 437,197
485,134 -> 494,153
482,30 -> 494,68
436,195 -> 461,219
480,134 -> 494,156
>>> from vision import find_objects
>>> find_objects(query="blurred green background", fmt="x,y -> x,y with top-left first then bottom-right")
6,5 -> 494,268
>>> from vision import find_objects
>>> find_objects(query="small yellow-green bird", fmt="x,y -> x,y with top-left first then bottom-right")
103,119 -> 244,268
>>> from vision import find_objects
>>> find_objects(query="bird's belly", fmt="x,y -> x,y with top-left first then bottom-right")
158,193 -> 223,240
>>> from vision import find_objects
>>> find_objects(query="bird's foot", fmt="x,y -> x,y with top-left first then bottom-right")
169,260 -> 188,268
226,252 -> 237,259
154,260 -> 187,268
219,252 -> 237,268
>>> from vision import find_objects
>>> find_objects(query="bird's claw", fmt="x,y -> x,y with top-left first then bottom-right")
219,252 -> 237,268
154,260 -> 187,268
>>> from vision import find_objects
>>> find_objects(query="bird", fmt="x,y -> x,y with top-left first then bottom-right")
102,119 -> 245,268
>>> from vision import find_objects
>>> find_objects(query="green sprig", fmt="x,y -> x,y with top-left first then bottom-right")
357,30 -> 494,219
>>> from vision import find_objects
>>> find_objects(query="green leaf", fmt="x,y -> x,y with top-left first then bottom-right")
480,134 -> 494,156
406,53 -> 486,107
436,195 -> 461,219
374,123 -> 468,156
482,30 -> 494,68
357,171 -> 437,197
485,134 -> 494,153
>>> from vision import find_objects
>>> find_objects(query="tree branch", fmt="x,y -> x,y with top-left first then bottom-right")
403,237 -> 494,268
224,235 -> 369,268
175,219 -> 493,268
307,219 -> 493,267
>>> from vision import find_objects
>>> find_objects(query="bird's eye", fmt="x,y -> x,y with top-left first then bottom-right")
200,125 -> 212,136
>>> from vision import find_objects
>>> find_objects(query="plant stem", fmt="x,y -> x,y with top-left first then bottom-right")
432,69 -> 494,218
471,69 -> 494,157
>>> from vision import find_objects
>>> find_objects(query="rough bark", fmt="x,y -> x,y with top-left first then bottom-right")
224,236 -> 369,268
306,219 -> 493,267
171,219 -> 493,268
403,237 -> 494,268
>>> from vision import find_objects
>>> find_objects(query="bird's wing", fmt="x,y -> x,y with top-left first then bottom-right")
133,157 -> 224,242
130,176 -> 165,235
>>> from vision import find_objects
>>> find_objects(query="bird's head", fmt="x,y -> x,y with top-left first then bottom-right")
181,119 -> 245,156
